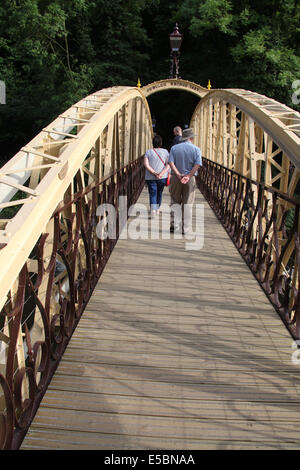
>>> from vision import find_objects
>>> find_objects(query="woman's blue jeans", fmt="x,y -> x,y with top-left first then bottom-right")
146,179 -> 167,211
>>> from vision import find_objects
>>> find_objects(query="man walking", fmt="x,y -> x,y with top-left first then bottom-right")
172,126 -> 182,146
168,128 -> 202,234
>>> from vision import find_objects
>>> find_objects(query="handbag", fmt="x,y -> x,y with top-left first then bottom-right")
153,149 -> 170,186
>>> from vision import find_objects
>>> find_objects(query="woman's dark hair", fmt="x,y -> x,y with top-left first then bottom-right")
153,134 -> 162,148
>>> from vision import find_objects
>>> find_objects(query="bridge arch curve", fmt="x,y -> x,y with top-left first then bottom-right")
0,85 -> 153,314
0,84 -> 154,449
1,79 -> 300,450
141,78 -> 209,99
190,88 -> 300,195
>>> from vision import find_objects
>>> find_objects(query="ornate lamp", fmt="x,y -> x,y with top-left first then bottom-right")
169,23 -> 183,79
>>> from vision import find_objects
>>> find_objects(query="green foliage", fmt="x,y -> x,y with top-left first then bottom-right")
190,0 -> 235,36
175,0 -> 300,104
0,0 -> 299,163
0,0 -> 151,161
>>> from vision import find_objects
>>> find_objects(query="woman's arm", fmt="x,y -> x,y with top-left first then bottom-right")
158,163 -> 170,179
144,156 -> 158,177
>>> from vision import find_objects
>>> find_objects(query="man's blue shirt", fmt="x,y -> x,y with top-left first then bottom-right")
169,141 -> 202,175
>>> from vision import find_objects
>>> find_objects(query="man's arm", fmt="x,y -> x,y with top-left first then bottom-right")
169,161 -> 183,180
181,164 -> 200,184
181,146 -> 202,184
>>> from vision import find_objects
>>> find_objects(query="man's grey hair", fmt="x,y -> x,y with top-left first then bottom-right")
173,126 -> 182,135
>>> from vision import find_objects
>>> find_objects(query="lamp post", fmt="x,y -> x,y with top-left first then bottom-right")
169,23 -> 183,79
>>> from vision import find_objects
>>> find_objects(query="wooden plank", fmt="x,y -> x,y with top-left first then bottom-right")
60,346 -> 295,369
21,189 -> 300,450
54,361 -> 300,391
65,337 -> 294,358
22,428 -> 298,450
29,389 -> 300,422
48,374 -> 300,404
21,407 -> 300,443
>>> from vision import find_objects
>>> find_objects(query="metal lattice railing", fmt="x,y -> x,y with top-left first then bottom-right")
197,157 -> 300,339
1,78 -> 300,449
0,157 -> 145,450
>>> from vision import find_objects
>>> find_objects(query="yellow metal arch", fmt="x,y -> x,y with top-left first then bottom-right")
1,79 -> 300,450
142,78 -> 209,98
0,86 -> 153,309
190,88 -> 300,195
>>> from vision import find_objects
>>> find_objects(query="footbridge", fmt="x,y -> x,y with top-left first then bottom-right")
1,79 -> 300,449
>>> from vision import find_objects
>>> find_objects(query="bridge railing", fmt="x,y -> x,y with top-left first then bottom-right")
197,157 -> 300,340
190,88 -> 300,200
0,156 -> 146,450
1,78 -> 299,449
190,87 -> 300,338
0,86 -> 152,449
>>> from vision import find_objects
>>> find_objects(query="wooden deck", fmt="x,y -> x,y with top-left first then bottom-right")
21,188 -> 300,450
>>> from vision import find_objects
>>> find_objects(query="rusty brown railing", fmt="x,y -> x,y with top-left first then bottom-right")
197,157 -> 300,340
0,157 -> 145,450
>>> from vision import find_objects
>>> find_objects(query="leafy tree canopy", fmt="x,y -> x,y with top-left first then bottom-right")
0,0 -> 299,161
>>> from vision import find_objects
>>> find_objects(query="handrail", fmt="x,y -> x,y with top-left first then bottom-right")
191,89 -> 300,167
1,79 -> 300,449
1,157 -> 146,449
190,89 -> 300,203
0,86 -> 153,312
0,85 -> 153,449
197,157 -> 300,339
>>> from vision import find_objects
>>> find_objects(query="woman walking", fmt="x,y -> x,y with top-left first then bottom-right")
144,135 -> 170,217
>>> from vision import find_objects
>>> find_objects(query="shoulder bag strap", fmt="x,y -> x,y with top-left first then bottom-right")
153,148 -> 167,166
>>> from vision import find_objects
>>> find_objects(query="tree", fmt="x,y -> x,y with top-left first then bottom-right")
0,0 -> 151,162
174,0 -> 300,106
0,0 -> 94,161
0,0 -> 299,163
